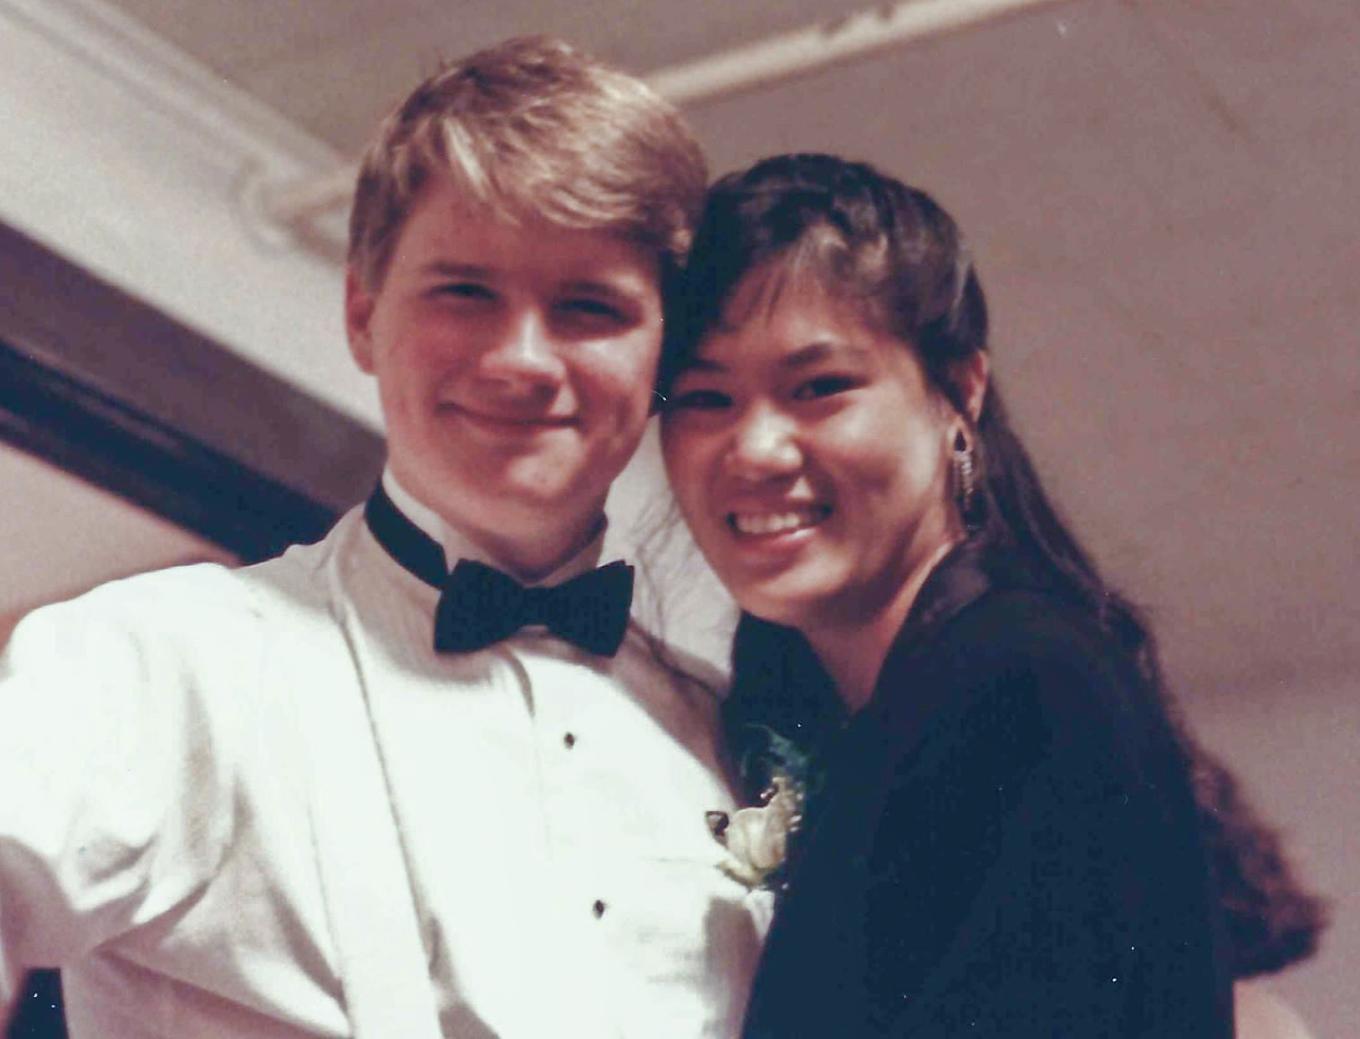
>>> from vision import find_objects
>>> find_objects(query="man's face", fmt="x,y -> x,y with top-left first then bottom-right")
346,175 -> 663,570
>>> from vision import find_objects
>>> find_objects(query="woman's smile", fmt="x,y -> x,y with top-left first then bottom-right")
727,505 -> 832,538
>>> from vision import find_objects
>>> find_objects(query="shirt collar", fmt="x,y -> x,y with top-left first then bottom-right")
894,534 -> 1062,649
380,468 -> 607,587
896,537 -> 997,647
843,538 -> 1023,747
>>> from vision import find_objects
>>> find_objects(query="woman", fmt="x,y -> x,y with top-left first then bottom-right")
659,154 -> 1236,1036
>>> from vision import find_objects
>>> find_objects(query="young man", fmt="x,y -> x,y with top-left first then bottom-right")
0,37 -> 764,1038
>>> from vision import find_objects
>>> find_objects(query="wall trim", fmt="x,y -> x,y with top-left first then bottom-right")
0,220 -> 384,563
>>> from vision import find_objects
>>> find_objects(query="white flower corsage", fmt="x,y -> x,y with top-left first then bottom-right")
707,775 -> 805,890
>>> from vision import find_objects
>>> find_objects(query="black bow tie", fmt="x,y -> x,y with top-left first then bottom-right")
364,485 -> 634,657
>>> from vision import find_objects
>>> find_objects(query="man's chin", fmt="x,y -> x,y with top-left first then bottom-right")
409,451 -> 617,532
492,467 -> 597,505
468,474 -> 609,527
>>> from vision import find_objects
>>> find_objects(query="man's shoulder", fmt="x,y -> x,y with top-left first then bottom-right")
234,510 -> 363,607
620,625 -> 729,702
16,510 -> 363,645
43,559 -> 257,629
169,504 -> 370,607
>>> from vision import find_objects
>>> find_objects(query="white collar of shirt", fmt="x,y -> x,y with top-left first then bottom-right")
380,468 -> 608,587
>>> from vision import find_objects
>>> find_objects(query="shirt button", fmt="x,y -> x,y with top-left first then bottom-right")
592,899 -> 606,919
563,732 -> 576,749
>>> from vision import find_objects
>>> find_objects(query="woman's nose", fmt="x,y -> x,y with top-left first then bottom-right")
724,402 -> 802,480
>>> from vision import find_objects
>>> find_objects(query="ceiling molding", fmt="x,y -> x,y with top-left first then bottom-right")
0,0 -> 341,171
259,0 -> 1077,227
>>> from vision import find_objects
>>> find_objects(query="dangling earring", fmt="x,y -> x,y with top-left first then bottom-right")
952,430 -> 979,530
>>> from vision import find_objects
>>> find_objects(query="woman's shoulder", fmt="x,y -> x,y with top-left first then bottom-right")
967,584 -> 1116,657
923,580 -> 1130,693
900,541 -> 1118,672
884,579 -> 1162,762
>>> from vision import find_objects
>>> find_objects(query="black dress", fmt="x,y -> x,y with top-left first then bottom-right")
739,544 -> 1234,1038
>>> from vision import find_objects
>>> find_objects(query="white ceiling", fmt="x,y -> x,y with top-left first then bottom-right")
103,0 -> 881,152
16,0 -> 1360,702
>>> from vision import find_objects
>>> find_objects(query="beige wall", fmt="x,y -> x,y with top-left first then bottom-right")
0,445 -> 235,633
0,611 -> 19,651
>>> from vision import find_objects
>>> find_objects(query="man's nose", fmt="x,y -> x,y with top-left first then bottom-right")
479,309 -> 565,386
724,402 -> 802,481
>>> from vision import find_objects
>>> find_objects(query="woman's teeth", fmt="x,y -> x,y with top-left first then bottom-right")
728,507 -> 829,536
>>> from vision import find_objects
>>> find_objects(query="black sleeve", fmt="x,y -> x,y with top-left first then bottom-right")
862,595 -> 1231,1038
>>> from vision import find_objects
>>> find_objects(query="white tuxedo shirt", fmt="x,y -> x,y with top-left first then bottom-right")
0,486 -> 765,1038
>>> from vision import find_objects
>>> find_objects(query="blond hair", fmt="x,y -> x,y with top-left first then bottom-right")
348,36 -> 707,291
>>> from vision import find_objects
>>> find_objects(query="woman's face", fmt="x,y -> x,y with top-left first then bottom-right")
661,265 -> 962,632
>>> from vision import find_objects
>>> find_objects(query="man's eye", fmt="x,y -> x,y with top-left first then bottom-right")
665,389 -> 731,411
557,298 -> 626,323
435,282 -> 494,301
792,375 -> 857,401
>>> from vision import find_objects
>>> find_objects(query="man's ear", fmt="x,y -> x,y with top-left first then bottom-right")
953,350 -> 990,425
345,267 -> 377,374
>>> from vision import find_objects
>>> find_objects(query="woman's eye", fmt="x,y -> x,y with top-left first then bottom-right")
665,388 -> 731,411
793,375 -> 857,400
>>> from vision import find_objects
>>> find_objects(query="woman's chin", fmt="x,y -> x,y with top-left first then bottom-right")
732,577 -> 843,633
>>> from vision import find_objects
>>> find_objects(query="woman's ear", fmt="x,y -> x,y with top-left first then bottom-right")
952,351 -> 990,426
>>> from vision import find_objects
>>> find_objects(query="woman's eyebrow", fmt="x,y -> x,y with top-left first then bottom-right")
780,341 -> 871,369
681,340 -> 871,376
679,357 -> 728,374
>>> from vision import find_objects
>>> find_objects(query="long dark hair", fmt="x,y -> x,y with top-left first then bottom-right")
661,155 -> 1326,972
1193,751 -> 1329,977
